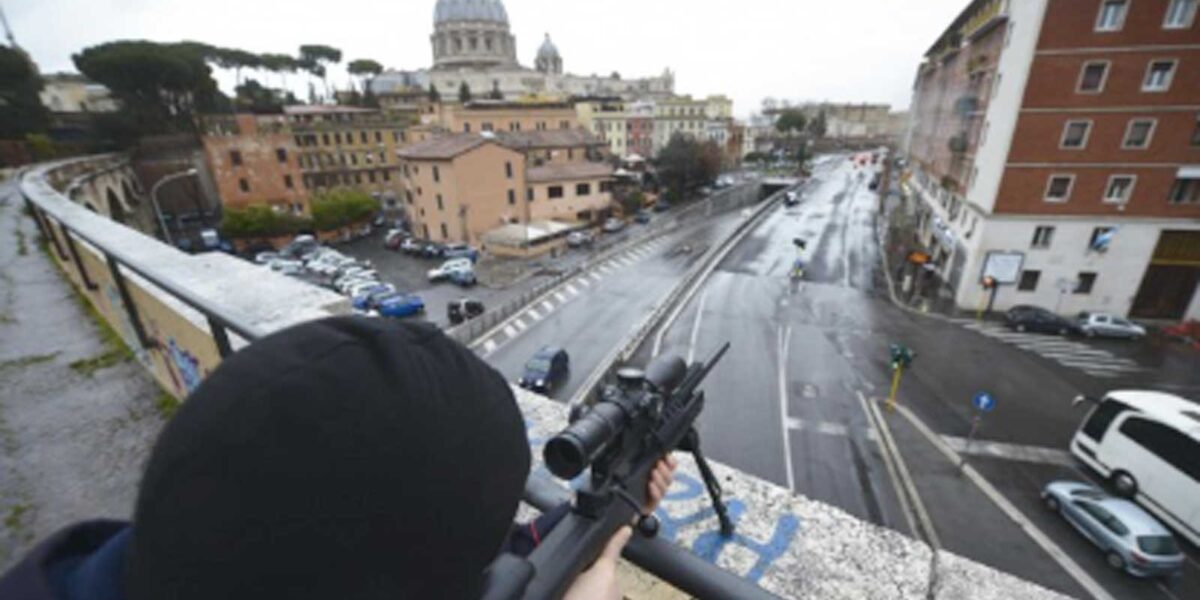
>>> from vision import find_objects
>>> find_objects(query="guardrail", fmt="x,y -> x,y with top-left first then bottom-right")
16,156 -> 778,597
445,182 -> 763,348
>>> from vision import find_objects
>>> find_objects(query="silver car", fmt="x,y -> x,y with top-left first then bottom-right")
1077,312 -> 1147,339
1042,481 -> 1184,577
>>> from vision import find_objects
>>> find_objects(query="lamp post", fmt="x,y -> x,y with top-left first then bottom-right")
151,168 -> 198,247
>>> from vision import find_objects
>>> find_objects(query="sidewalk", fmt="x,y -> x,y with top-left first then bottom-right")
0,182 -> 167,570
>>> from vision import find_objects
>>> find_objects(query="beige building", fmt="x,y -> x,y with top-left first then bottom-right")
38,73 -> 118,113
427,100 -> 578,134
397,129 -> 613,245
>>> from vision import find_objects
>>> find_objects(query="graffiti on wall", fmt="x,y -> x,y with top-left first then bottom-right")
101,282 -> 209,397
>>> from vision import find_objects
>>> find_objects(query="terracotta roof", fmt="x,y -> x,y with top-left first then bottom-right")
396,134 -> 495,159
284,105 -> 378,115
497,129 -> 605,150
526,162 -> 614,183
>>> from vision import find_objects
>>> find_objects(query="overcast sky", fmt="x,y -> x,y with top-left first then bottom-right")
4,0 -> 967,117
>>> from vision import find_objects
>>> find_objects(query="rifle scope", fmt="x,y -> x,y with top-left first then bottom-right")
545,355 -> 687,480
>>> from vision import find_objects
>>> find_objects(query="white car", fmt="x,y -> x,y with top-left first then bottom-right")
267,258 -> 304,273
336,276 -> 379,294
428,258 -> 474,282
347,281 -> 393,299
1078,312 -> 1147,339
566,230 -> 595,248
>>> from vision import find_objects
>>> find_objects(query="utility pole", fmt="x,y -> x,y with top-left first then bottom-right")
0,3 -> 20,49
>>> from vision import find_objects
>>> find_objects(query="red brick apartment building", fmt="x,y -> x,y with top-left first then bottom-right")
904,0 -> 1200,320
199,114 -> 309,214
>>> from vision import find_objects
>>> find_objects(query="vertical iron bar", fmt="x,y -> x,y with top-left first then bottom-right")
208,316 -> 234,358
105,253 -> 154,350
64,230 -> 99,290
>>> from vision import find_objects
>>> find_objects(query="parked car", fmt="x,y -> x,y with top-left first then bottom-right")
281,235 -> 320,260
448,268 -> 477,287
376,294 -> 425,319
715,175 -> 734,189
267,258 -> 304,273
1041,481 -> 1184,578
351,284 -> 399,311
347,280 -> 392,300
421,242 -> 447,259
254,251 -> 282,265
566,230 -> 595,248
783,191 -> 800,207
634,211 -> 652,224
336,276 -> 379,295
400,238 -> 425,255
384,229 -> 409,251
1077,312 -> 1147,340
602,218 -> 626,233
427,258 -> 474,282
1005,305 -> 1079,336
447,298 -> 486,325
518,346 -> 570,394
697,186 -> 712,197
652,201 -> 671,213
442,243 -> 480,262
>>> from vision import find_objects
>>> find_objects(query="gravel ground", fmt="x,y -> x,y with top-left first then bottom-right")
0,182 -> 166,571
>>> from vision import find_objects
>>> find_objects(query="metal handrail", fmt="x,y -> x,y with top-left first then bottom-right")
18,156 -> 777,597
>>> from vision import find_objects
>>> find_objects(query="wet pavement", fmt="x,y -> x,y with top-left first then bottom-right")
639,157 -> 1200,600
0,180 -> 166,570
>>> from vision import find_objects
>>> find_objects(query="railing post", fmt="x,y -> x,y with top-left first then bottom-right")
105,253 -> 155,350
29,203 -> 69,261
207,316 -> 234,359
63,230 -> 99,291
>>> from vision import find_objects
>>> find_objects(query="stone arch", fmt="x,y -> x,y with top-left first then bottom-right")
121,178 -> 140,207
106,187 -> 127,224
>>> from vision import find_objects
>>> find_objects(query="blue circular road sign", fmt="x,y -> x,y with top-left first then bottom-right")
973,392 -> 996,413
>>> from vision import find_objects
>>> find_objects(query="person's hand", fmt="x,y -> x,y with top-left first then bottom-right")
562,525 -> 631,600
644,454 -> 677,514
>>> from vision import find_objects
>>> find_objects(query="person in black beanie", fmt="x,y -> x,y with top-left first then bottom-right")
0,316 -> 675,600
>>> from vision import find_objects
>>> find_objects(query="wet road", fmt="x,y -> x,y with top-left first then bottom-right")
640,156 -> 1200,599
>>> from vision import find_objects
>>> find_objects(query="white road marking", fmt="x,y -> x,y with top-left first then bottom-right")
940,436 -> 1074,466
1028,347 -> 1115,358
554,292 -> 568,303
1053,359 -> 1141,371
590,273 -> 603,282
566,284 -> 580,295
503,325 -> 517,337
685,288 -> 710,364
617,257 -> 634,267
514,317 -> 528,331
578,278 -> 591,287
541,300 -> 555,313
864,394 -> 941,549
482,339 -> 497,354
525,308 -> 540,320
1082,369 -> 1120,378
777,325 -> 796,492
857,391 -> 919,540
893,403 -> 1117,600
785,417 -> 852,437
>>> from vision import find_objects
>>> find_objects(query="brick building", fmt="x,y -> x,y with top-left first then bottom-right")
396,130 -> 613,245
903,0 -> 1200,320
199,114 -> 309,214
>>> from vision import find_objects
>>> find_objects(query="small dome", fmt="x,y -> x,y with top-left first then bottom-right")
434,0 -> 509,25
537,34 -> 560,60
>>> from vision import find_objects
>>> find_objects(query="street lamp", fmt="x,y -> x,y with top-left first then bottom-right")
151,168 -> 198,247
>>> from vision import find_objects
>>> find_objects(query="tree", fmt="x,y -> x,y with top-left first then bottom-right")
0,46 -> 49,139
617,190 -> 644,216
213,48 -> 260,85
299,44 -> 342,100
220,205 -> 311,239
774,109 -> 807,135
259,53 -> 299,90
655,134 -> 721,200
73,41 -> 224,137
235,78 -> 281,112
458,81 -> 472,103
347,58 -> 383,93
428,83 -> 441,102
808,109 -> 827,139
310,188 -> 379,231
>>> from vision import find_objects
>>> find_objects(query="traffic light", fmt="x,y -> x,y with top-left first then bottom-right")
889,344 -> 914,371
982,276 -> 996,290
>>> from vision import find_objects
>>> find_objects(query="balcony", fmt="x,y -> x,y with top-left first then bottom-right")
948,134 -> 969,154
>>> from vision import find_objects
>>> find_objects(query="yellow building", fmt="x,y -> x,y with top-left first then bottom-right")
427,100 -> 578,134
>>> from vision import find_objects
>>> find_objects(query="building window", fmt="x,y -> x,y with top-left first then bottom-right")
1142,60 -> 1177,92
1077,61 -> 1109,93
505,161 -> 513,179
1075,272 -> 1097,295
1060,120 -> 1091,149
322,133 -> 331,146
361,131 -> 369,144
1103,175 -> 1136,204
1095,0 -> 1128,31
238,178 -> 250,193
527,188 -> 534,202
350,154 -> 358,166
548,185 -> 564,199
1044,175 -> 1075,202
576,183 -> 591,196
1164,0 -> 1198,28
1122,119 -> 1156,149
354,173 -> 362,184
406,191 -> 414,204
1031,226 -> 1055,249
433,166 -> 440,182
507,189 -> 516,205
334,133 -> 342,145
275,148 -> 288,163
464,123 -> 471,133
230,150 -> 243,166
380,151 -> 387,163
437,194 -> 444,211
383,170 -> 391,182
368,171 -> 376,184
284,174 -> 294,189
441,223 -> 449,239
1018,270 -> 1040,292
568,149 -> 574,160
482,122 -> 494,132
1168,178 -> 1200,203
560,121 -> 570,129
599,180 -> 613,193
375,131 -> 383,143
1192,115 -> 1200,146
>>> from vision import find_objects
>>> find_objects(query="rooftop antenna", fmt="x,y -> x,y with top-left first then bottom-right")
0,3 -> 17,49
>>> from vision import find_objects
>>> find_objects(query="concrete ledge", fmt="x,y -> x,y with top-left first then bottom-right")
514,387 -> 1071,600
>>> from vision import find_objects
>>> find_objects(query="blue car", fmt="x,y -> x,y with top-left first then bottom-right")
351,285 -> 399,311
442,243 -> 480,262
1042,481 -> 1185,578
377,294 -> 426,319
518,346 -> 569,394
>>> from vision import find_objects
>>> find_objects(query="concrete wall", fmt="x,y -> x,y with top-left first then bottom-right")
528,177 -> 612,223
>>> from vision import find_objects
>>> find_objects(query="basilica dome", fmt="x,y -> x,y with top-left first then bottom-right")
431,0 -> 517,70
434,0 -> 509,26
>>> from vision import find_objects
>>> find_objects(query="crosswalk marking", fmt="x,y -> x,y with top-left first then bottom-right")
960,322 -> 1144,379
554,292 -> 568,303
940,435 -> 1073,467
483,339 -> 497,354
590,273 -> 603,282
541,300 -> 555,312
514,317 -> 527,331
525,308 -> 541,320
566,284 -> 579,295
578,277 -> 591,287
503,325 -> 517,337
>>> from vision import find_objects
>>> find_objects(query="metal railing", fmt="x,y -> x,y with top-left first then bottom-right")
18,157 -> 780,598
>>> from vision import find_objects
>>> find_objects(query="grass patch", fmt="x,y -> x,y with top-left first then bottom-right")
3,503 -> 30,531
0,352 -> 59,371
155,391 -> 181,419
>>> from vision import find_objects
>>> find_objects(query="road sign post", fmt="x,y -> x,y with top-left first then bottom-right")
960,392 -> 996,468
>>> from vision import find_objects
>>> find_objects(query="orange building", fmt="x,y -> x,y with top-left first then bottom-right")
199,114 -> 309,214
